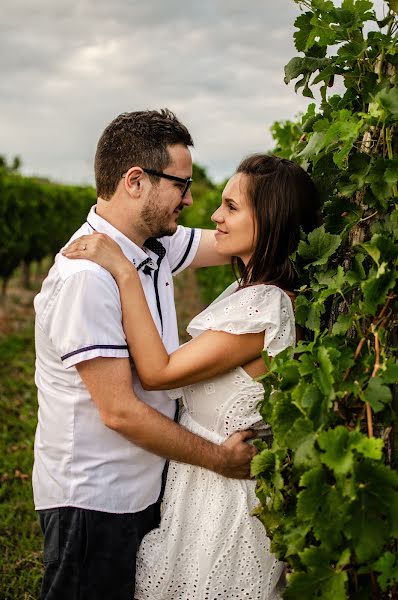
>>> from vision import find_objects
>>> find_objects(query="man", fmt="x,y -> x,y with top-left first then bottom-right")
33,109 -> 256,599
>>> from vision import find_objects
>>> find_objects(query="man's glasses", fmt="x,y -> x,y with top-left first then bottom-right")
122,168 -> 193,199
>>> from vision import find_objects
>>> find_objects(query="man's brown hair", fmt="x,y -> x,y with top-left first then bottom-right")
95,109 -> 194,199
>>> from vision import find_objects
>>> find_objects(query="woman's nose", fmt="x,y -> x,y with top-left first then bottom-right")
211,206 -> 223,223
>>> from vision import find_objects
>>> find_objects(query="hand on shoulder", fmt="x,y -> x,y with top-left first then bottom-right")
62,232 -> 135,279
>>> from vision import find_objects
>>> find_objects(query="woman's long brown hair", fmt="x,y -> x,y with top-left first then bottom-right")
232,154 -> 321,292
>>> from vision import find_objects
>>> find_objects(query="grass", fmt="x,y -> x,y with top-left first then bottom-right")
0,326 -> 43,599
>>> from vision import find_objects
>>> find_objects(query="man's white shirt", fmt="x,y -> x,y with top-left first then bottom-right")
33,206 -> 201,513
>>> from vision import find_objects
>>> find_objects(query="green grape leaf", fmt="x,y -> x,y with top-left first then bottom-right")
284,57 -> 330,85
347,253 -> 366,284
332,313 -> 353,335
349,431 -> 384,460
384,156 -> 398,185
285,567 -> 348,600
363,376 -> 392,412
294,434 -> 320,468
272,393 -> 302,444
346,489 -> 389,562
373,552 -> 398,592
294,294 -> 311,328
283,522 -> 310,557
298,131 -> 326,161
293,12 -> 314,52
298,225 -> 341,266
363,234 -> 398,264
306,301 -> 324,332
375,85 -> 398,118
313,346 -> 335,400
337,39 -> 367,61
302,381 -> 329,428
285,417 -> 314,451
297,466 -> 328,521
250,448 -> 275,478
318,427 -> 353,475
318,428 -> 384,475
299,545 -> 334,569
361,268 -> 397,315
315,265 -> 346,292
382,361 -> 398,384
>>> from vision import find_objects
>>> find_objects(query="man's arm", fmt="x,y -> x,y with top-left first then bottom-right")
76,356 -> 256,479
189,229 -> 230,269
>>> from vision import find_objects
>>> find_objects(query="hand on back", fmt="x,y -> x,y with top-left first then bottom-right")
216,430 -> 257,479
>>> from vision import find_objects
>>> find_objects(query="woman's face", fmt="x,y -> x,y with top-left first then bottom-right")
211,173 -> 256,265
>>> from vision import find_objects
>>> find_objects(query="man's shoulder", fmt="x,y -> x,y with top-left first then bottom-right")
34,255 -> 116,322
56,253 -> 113,285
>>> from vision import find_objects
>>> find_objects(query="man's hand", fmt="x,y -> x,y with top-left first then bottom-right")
215,430 -> 257,479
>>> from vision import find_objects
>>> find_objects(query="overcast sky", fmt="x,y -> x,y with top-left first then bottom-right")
0,0 -> 385,186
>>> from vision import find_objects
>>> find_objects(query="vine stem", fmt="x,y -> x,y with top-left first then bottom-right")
386,127 -> 393,159
359,211 -> 378,223
365,402 -> 374,438
342,295 -> 394,436
343,337 -> 365,382
371,330 -> 381,379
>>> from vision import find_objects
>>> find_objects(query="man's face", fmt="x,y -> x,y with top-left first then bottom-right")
141,144 -> 193,238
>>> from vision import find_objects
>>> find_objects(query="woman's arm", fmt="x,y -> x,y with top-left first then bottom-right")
115,267 -> 264,389
62,233 -> 265,389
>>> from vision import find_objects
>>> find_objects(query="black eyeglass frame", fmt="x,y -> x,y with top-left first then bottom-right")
121,167 -> 193,199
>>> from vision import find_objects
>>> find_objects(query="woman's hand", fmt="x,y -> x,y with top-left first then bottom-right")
61,232 -> 134,280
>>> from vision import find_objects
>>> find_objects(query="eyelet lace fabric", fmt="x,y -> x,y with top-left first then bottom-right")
135,283 -> 294,599
186,282 -> 295,357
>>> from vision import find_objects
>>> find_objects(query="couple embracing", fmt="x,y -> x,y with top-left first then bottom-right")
33,109 -> 319,599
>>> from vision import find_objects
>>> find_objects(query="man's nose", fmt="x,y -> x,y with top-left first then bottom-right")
182,190 -> 193,207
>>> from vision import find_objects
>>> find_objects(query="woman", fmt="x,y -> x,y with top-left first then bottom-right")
62,154 -> 319,599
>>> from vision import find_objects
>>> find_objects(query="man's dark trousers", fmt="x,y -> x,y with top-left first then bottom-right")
38,502 -> 160,600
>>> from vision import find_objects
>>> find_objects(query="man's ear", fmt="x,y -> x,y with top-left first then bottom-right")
123,166 -> 146,198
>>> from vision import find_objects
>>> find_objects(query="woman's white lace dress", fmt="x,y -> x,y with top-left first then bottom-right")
135,282 -> 295,600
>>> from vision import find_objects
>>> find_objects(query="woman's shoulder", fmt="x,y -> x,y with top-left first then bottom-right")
187,280 -> 295,339
231,282 -> 295,309
213,280 -> 292,300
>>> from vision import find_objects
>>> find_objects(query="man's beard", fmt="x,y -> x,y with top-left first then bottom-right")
141,190 -> 183,238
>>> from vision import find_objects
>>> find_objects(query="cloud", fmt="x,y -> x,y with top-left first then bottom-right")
1,0 -> 311,185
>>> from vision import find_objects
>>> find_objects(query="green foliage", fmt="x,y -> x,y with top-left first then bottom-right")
255,1 -> 398,597
0,171 -> 96,293
0,161 -> 218,297
180,183 -> 235,303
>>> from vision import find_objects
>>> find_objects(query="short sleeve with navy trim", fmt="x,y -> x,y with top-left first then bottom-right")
161,226 -> 201,276
40,269 -> 129,369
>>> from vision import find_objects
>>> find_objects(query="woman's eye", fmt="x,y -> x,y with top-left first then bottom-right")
227,203 -> 236,211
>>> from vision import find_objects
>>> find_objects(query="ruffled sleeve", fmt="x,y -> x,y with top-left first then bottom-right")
186,283 -> 295,357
